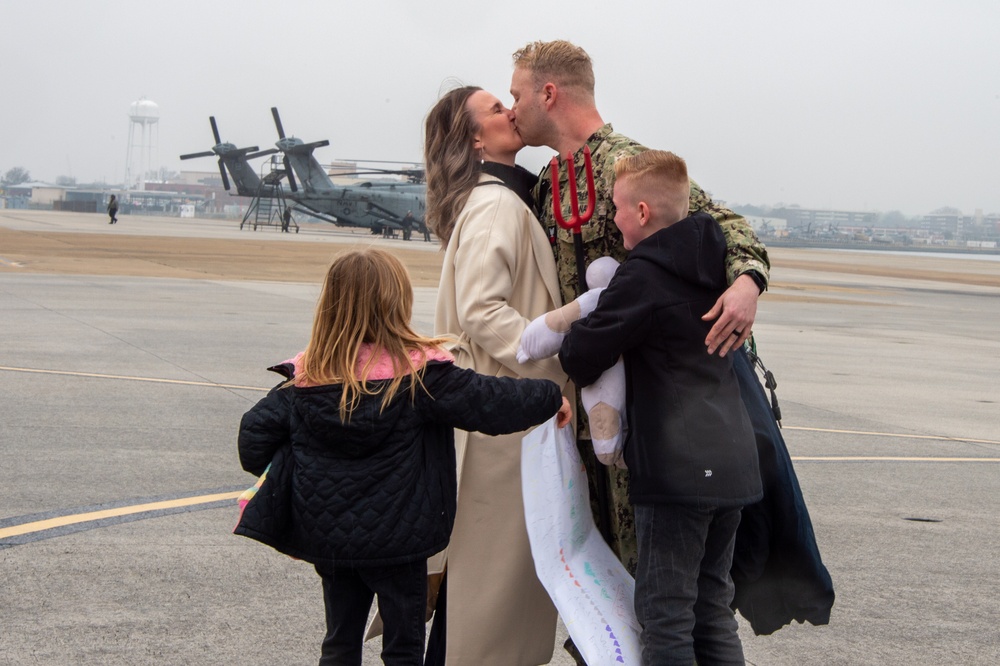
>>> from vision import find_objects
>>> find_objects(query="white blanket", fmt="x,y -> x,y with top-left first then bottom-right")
521,419 -> 642,664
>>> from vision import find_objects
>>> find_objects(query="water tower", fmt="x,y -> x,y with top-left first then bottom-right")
123,97 -> 159,190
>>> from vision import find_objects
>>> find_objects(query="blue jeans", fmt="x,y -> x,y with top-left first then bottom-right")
315,560 -> 427,666
634,503 -> 745,666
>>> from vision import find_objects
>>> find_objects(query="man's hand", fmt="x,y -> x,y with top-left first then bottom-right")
555,397 -> 573,429
702,273 -> 760,357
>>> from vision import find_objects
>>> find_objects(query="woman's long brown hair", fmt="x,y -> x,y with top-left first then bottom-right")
423,86 -> 482,247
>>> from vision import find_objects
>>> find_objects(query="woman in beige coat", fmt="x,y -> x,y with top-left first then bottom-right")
423,86 -> 568,665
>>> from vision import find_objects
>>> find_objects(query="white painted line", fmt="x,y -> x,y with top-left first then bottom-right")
0,366 -> 267,391
792,456 -> 1000,462
784,425 -> 1000,446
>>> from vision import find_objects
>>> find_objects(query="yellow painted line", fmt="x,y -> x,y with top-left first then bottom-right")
0,491 -> 242,540
0,366 -> 268,392
784,426 -> 1000,446
792,456 -> 1000,463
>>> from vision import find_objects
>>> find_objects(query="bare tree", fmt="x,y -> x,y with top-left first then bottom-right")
1,166 -> 31,185
157,166 -> 179,182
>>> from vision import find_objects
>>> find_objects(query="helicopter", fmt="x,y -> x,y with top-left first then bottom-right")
180,108 -> 426,236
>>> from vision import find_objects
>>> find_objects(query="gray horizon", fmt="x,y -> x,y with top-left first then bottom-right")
2,0 -> 998,216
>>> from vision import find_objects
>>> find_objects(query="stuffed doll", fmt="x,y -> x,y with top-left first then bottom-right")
517,257 -> 627,468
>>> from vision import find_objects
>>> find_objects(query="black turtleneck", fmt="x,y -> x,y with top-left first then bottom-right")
480,161 -> 538,211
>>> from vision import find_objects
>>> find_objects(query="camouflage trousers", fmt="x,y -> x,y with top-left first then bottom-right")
576,437 -> 638,577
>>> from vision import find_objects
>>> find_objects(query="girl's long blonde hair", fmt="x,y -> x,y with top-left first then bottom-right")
295,247 -> 450,420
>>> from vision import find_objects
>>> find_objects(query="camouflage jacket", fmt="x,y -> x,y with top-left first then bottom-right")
534,124 -> 770,304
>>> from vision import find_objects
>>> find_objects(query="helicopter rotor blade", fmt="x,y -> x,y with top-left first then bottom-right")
326,167 -> 425,184
294,140 -> 330,152
340,159 -> 425,166
179,150 -> 216,160
328,169 -> 411,178
231,145 -> 260,156
209,116 -> 222,145
246,148 -> 280,160
283,155 -> 298,192
271,107 -> 286,140
217,159 -> 231,191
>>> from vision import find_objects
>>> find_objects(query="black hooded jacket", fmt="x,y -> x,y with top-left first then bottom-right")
235,357 -> 562,567
559,212 -> 762,507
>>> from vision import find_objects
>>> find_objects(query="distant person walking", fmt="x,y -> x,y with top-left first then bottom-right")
401,210 -> 415,241
107,195 -> 118,224
281,207 -> 291,233
235,248 -> 570,665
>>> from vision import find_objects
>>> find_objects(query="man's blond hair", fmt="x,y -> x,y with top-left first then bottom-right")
614,151 -> 691,224
512,40 -> 595,94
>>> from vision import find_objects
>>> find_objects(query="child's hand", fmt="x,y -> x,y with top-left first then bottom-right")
555,397 -> 573,429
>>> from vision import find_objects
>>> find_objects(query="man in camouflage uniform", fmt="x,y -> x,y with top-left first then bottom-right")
509,39 -> 834,646
510,40 -> 769,578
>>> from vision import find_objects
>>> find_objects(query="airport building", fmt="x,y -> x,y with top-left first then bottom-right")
771,207 -> 879,230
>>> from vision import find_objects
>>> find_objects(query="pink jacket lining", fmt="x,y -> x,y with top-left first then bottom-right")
287,345 -> 454,388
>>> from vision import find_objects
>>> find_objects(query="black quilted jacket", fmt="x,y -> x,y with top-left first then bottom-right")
235,359 -> 562,567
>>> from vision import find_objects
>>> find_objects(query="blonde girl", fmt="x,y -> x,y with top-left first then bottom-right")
236,248 -> 568,666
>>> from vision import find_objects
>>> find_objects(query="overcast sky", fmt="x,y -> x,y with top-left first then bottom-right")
3,0 -> 998,215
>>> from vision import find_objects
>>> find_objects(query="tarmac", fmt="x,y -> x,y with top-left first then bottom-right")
1,210 -> 998,665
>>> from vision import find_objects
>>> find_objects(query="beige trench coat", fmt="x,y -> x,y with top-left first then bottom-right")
434,174 -> 568,665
